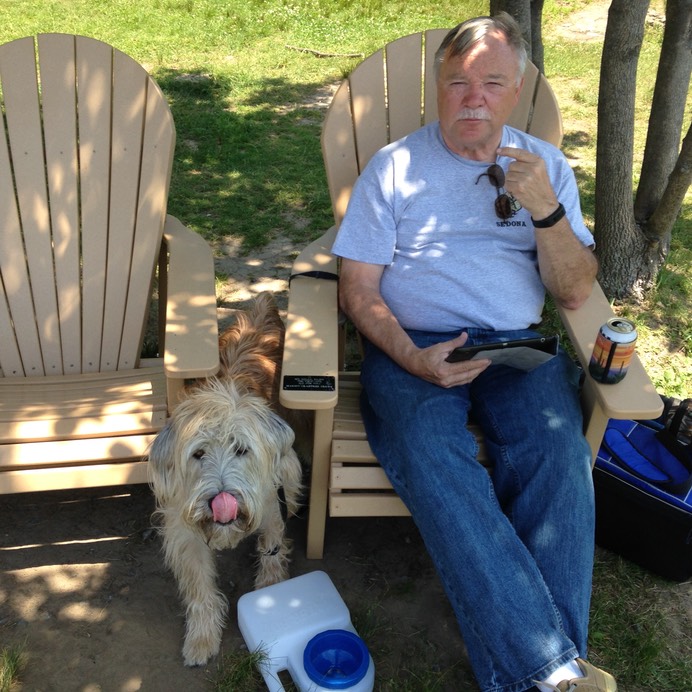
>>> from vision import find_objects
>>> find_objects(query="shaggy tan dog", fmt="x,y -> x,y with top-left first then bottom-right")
149,293 -> 303,667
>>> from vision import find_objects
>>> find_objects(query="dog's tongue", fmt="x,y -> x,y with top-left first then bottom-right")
211,492 -> 238,524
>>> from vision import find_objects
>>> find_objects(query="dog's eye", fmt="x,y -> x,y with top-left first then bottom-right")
192,449 -> 205,460
235,446 -> 248,457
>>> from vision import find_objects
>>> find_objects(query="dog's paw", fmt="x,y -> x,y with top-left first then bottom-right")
254,572 -> 286,590
182,594 -> 226,666
182,630 -> 222,667
254,557 -> 289,589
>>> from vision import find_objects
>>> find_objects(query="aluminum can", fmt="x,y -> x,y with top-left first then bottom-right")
588,317 -> 637,384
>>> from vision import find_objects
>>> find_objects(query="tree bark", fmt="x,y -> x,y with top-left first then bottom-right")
635,0 -> 692,228
530,0 -> 545,74
595,0 -> 654,298
490,0 -> 533,62
647,121 -> 692,240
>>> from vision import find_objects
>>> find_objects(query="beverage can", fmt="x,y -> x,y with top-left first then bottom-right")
588,318 -> 637,384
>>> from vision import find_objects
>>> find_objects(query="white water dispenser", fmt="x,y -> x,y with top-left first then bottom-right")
237,570 -> 375,692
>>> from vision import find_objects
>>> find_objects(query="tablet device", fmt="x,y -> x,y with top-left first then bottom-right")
445,335 -> 559,363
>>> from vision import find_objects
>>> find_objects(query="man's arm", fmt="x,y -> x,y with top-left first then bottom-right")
339,258 -> 490,388
534,220 -> 598,309
499,146 -> 598,309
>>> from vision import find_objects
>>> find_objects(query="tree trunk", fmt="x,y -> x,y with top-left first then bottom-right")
490,0 -> 533,62
530,0 -> 545,74
595,0 -> 655,299
496,0 -> 690,298
635,0 -> 692,230
648,121 -> 692,240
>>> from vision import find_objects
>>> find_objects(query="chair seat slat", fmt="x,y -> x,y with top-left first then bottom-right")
0,459 -> 151,495
330,492 -> 409,517
329,375 -> 490,513
0,366 -> 168,443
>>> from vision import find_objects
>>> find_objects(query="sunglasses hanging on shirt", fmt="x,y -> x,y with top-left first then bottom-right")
476,164 -> 522,220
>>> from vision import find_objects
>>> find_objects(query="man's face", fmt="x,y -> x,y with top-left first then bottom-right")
436,30 -> 523,161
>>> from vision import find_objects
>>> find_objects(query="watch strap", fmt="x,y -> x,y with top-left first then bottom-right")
532,203 -> 566,228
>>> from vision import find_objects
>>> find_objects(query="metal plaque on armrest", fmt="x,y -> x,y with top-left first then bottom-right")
283,376 -> 336,392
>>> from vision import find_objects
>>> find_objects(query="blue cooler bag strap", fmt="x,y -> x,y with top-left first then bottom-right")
657,397 -> 691,446
602,419 -> 692,495
670,398 -> 691,440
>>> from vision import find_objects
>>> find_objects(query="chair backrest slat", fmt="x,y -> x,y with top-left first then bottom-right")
423,29 -> 448,123
118,62 -> 176,370
0,38 -> 63,376
0,105 -> 40,376
323,29 -> 563,228
74,35 -> 114,373
37,34 -> 82,374
385,33 -> 424,142
100,48 -> 150,371
348,49 -> 388,174
321,81 -> 360,225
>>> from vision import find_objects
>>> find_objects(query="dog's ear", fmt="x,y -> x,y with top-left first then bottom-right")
265,411 -> 295,457
265,412 -> 303,515
266,411 -> 300,471
148,421 -> 177,505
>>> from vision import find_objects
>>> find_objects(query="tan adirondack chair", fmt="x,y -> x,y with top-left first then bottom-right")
0,34 -> 219,494
279,29 -> 663,559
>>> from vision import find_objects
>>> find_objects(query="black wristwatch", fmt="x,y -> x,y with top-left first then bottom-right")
532,203 -> 566,228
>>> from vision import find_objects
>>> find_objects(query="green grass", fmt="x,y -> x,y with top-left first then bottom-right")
589,550 -> 692,690
0,1 -> 690,690
0,641 -> 26,692
352,610 -> 474,691
211,648 -> 276,692
0,0 -> 484,251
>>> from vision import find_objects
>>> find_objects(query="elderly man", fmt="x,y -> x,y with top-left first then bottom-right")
331,13 -> 616,692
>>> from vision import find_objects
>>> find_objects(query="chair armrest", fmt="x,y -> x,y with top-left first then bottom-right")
280,227 -> 340,410
161,214 -> 219,378
557,281 -> 662,421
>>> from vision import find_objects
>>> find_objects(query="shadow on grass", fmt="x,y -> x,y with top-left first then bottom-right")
153,68 -> 334,251
561,128 -> 596,217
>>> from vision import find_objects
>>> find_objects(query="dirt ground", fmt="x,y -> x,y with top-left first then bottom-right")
2,480 -> 690,692
0,485 -> 472,691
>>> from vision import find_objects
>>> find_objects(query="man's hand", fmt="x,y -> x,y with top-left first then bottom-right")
405,332 -> 491,388
497,146 -> 558,221
496,146 -> 598,309
340,260 -> 492,386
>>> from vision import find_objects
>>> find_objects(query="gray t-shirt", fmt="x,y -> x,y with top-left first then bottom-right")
331,122 -> 594,332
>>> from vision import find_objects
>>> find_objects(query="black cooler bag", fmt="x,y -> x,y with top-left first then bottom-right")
594,417 -> 692,582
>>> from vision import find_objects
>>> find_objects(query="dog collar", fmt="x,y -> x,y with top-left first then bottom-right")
278,486 -> 288,522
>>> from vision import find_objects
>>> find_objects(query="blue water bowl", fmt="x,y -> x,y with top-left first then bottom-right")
303,629 -> 370,690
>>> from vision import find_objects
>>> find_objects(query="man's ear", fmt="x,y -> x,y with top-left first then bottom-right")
513,76 -> 525,106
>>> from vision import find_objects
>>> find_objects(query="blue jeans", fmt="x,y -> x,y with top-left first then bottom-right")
360,329 -> 595,692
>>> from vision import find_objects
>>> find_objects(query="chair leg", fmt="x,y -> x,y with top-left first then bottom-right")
166,377 -> 186,413
306,408 -> 334,559
582,392 -> 608,466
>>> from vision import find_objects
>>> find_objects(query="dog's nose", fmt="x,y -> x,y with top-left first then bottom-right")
210,492 -> 238,523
